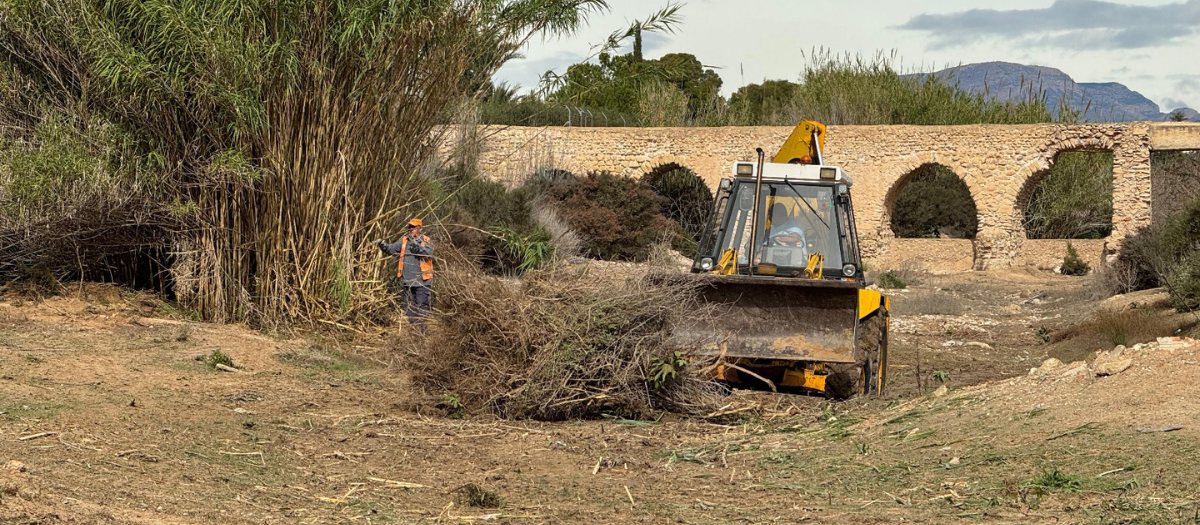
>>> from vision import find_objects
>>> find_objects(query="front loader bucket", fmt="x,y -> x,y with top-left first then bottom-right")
676,275 -> 860,364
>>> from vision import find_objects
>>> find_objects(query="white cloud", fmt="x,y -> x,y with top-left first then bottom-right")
899,0 -> 1200,50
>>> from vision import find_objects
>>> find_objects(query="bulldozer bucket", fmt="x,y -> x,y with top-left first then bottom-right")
675,274 -> 860,364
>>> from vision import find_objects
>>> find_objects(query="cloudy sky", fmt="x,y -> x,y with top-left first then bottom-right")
495,0 -> 1200,111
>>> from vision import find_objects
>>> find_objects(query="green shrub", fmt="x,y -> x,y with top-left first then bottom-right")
1113,196 -> 1200,311
877,270 -> 907,289
1025,151 -> 1114,239
534,171 -> 677,261
492,226 -> 554,272
1060,243 -> 1091,276
440,166 -> 550,274
455,484 -> 504,508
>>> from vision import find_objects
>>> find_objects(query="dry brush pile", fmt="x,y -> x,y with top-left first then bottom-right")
405,257 -> 723,420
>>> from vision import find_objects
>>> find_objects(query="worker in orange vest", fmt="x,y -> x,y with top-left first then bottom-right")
377,218 -> 434,330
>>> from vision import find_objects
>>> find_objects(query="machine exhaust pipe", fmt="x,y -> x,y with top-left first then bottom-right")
746,147 -> 766,275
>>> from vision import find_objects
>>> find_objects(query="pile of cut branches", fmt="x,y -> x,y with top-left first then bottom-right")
407,262 -> 723,420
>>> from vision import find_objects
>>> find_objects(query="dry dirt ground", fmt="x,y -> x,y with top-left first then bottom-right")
2,271 -> 1200,524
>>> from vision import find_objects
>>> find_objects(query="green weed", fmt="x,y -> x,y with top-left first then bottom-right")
902,429 -> 937,442
1046,422 -> 1101,441
1023,469 -> 1083,493
884,409 -> 926,426
878,270 -> 907,289
195,349 -> 236,370
649,351 -> 687,389
1016,408 -> 1048,420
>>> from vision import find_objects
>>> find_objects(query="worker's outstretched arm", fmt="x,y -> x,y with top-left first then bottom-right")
379,238 -> 405,256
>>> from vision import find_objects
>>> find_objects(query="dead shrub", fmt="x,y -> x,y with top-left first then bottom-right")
1048,308 -> 1191,363
532,202 -> 582,259
872,262 -> 926,290
406,263 -> 723,420
1093,259 -> 1137,297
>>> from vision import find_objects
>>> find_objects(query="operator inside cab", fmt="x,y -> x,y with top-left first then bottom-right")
766,203 -> 807,256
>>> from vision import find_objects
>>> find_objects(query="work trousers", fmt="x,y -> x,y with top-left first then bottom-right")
404,284 -> 431,331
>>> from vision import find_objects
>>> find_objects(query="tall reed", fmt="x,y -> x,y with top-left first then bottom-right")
0,0 -> 606,324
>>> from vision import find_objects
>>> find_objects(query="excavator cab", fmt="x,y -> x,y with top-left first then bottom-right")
673,121 -> 888,399
695,163 -> 862,279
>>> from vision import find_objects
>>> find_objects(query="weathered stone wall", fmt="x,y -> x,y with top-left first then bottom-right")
462,123 -> 1200,269
871,239 -> 975,274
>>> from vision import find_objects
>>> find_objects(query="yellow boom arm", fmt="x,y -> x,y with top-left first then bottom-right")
772,120 -> 827,164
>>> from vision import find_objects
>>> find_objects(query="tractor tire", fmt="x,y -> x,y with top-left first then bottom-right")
826,312 -> 888,400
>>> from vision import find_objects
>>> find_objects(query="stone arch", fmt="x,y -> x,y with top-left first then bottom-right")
881,161 -> 981,239
1012,139 -> 1116,239
639,155 -> 692,177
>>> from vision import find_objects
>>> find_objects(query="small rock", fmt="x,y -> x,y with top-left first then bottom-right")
1095,358 -> 1132,376
1029,357 -> 1065,379
933,385 -> 949,397
1110,345 -> 1126,359
3,460 -> 26,472
949,457 -> 960,465
1094,348 -> 1122,368
965,342 -> 994,350
1040,358 -> 1064,370
1059,361 -> 1092,379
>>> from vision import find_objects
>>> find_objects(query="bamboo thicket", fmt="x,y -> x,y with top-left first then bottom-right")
0,0 -> 607,325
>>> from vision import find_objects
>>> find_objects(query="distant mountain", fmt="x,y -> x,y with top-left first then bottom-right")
913,62 -> 1198,122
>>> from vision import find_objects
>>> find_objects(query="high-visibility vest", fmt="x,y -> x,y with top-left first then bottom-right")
397,235 -> 434,281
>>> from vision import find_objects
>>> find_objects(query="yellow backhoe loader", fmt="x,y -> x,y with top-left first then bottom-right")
677,120 -> 889,399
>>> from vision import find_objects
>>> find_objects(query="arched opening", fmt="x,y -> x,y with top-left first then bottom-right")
1021,150 -> 1113,239
888,163 -> 978,239
1151,149 -> 1200,225
640,163 -> 713,252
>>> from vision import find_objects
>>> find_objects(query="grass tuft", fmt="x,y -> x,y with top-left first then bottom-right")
878,270 -> 907,289
195,349 -> 235,370
1023,469 -> 1084,493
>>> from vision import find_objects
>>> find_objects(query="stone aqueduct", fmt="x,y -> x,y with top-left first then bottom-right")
466,123 -> 1200,270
